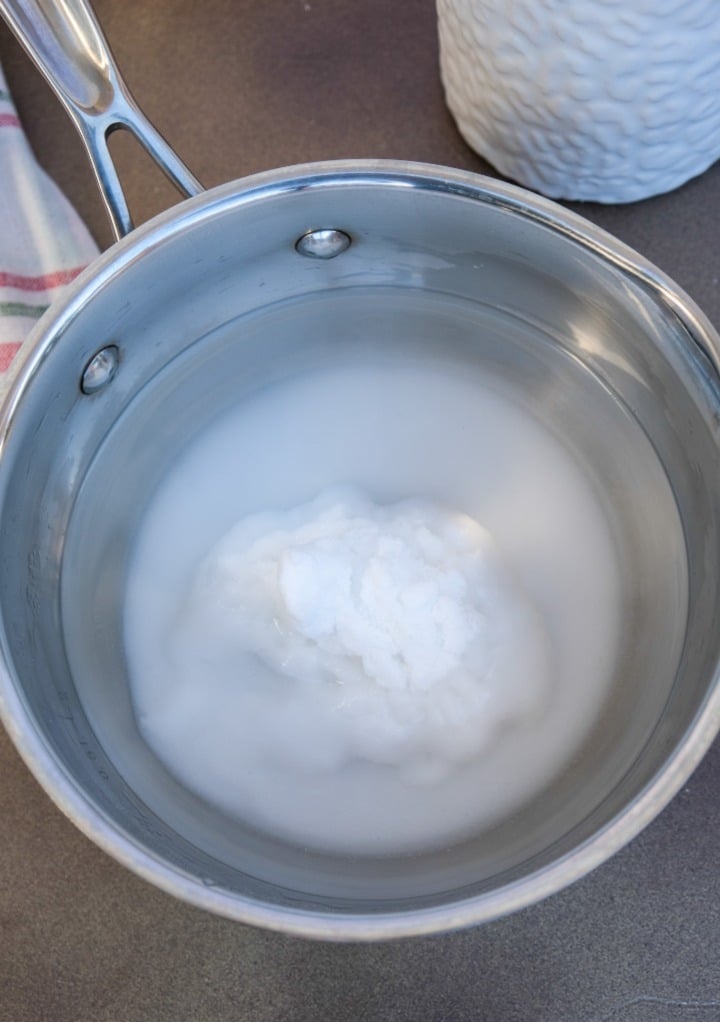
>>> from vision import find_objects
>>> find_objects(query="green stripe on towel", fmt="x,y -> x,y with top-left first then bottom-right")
0,301 -> 48,319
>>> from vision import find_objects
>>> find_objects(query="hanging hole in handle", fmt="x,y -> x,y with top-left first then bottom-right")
104,127 -> 193,240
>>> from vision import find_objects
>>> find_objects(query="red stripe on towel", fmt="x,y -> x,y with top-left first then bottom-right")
0,113 -> 21,128
0,342 -> 21,371
0,266 -> 84,291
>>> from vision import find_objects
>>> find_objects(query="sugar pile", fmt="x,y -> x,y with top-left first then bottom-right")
171,490 -> 551,784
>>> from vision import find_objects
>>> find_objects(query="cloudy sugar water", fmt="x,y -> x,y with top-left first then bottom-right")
123,352 -> 626,855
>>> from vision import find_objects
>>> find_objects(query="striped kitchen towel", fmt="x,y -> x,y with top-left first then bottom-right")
0,61 -> 98,395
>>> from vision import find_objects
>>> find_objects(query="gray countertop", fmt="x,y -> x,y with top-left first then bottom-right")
2,3 -> 720,1019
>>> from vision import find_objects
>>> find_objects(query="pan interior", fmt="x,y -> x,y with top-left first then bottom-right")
58,284 -> 687,907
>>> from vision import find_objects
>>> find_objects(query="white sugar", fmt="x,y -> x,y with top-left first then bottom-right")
175,491 -> 551,783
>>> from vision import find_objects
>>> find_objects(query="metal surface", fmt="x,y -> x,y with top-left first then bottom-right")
2,0 -> 720,943
295,227 -> 352,258
80,344 -> 119,393
0,0 -> 202,237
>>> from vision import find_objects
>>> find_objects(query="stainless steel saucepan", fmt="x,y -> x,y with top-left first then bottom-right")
1,0 -> 720,941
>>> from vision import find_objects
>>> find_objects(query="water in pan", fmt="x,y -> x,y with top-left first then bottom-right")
124,352 -> 619,854
64,287 -> 688,864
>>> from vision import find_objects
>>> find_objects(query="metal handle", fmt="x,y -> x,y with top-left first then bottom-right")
0,0 -> 203,239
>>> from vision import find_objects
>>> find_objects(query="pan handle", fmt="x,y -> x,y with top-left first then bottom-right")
0,0 -> 203,239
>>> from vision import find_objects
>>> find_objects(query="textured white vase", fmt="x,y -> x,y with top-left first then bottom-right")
437,0 -> 720,203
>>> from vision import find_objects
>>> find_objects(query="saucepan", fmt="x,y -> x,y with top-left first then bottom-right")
1,0 -> 720,941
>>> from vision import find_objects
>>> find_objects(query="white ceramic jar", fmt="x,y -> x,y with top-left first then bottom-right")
437,0 -> 720,202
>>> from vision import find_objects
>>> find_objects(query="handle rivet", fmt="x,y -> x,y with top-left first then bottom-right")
295,228 -> 352,259
81,345 -> 119,394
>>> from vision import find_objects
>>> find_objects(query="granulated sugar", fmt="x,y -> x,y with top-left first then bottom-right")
174,491 -> 551,785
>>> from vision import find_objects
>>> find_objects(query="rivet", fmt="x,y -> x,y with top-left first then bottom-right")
295,228 -> 352,259
81,345 -> 119,395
